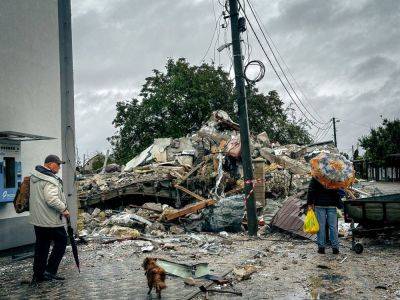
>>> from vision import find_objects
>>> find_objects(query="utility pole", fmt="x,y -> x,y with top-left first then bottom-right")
332,117 -> 338,147
229,0 -> 257,236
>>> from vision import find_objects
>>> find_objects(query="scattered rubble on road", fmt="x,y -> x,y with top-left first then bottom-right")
72,110 -> 400,298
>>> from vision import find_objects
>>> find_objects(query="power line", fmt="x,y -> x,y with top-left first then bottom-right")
312,122 -> 331,142
237,1 -> 328,130
200,6 -> 222,64
245,0 -> 327,126
312,122 -> 331,141
212,0 -> 218,64
221,13 -> 233,74
237,1 -> 327,130
245,0 -> 325,124
315,123 -> 333,142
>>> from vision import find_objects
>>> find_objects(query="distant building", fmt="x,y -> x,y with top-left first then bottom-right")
82,153 -> 104,173
353,154 -> 400,182
0,0 -> 76,250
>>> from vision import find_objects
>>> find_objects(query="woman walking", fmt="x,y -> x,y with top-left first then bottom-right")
307,176 -> 341,254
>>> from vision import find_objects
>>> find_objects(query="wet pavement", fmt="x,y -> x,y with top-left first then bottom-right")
1,232 -> 399,299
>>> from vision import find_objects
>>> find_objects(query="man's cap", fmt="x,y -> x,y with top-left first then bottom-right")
44,154 -> 65,165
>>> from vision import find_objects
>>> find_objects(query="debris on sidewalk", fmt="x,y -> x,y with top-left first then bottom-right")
109,226 -> 140,239
233,265 -> 257,281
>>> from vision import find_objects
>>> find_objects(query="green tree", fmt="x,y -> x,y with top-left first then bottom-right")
109,58 -> 312,164
359,118 -> 400,164
246,87 -> 311,145
91,154 -> 105,171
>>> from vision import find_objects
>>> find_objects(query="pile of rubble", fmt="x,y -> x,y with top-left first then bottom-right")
76,110 -> 342,240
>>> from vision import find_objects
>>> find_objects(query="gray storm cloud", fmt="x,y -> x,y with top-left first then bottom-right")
72,0 -> 400,158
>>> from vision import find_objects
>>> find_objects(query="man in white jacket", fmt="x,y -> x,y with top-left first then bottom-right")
29,155 -> 70,283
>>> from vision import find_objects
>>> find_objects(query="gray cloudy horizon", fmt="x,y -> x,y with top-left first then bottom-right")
71,0 -> 400,160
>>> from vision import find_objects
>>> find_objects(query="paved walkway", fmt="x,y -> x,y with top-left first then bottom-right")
1,232 -> 399,299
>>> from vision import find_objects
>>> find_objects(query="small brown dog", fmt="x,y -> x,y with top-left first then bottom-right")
142,257 -> 167,298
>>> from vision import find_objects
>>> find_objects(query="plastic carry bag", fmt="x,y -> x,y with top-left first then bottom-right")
303,209 -> 320,234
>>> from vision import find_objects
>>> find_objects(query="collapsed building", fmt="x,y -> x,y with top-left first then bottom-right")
76,111 -> 355,240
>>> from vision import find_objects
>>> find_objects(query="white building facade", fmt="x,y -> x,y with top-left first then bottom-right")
0,0 -> 76,250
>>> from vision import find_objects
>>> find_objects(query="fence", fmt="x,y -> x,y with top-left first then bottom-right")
353,159 -> 400,182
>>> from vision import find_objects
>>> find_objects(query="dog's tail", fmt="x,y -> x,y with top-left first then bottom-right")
156,281 -> 167,291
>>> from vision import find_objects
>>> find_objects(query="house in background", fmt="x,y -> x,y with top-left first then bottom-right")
0,0 -> 76,250
81,153 -> 105,173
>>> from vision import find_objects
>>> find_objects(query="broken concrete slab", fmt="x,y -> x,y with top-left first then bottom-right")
256,131 -> 271,147
124,145 -> 153,172
260,147 -> 310,175
202,195 -> 245,232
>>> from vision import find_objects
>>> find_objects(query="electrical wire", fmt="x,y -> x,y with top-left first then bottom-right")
244,0 -> 327,126
237,1 -> 328,130
313,121 -> 332,141
245,0 -> 325,124
222,14 -> 233,75
314,123 -> 333,142
244,60 -> 265,83
241,0 -> 253,66
212,0 -> 218,63
312,120 -> 332,139
200,8 -> 222,64
213,4 -> 223,65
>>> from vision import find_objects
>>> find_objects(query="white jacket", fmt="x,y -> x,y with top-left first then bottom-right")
29,169 -> 67,227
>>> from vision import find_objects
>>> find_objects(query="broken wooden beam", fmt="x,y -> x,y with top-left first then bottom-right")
173,184 -> 209,202
163,199 -> 216,221
180,157 -> 211,182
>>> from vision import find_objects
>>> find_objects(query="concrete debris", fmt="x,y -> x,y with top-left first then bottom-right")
131,213 -> 153,226
104,163 -> 121,173
76,110 -> 385,242
202,195 -> 245,233
169,225 -> 185,235
184,277 -> 198,286
108,226 -> 140,239
233,265 -> 257,281
141,245 -> 154,252
91,208 -> 101,217
256,131 -> 271,147
124,144 -> 154,172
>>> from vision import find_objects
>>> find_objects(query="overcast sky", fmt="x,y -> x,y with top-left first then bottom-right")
71,0 -> 400,160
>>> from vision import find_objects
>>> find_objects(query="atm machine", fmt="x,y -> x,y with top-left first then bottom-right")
0,131 -> 54,250
0,132 -> 54,203
0,140 -> 22,203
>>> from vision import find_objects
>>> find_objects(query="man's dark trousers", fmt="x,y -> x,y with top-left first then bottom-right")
33,226 -> 67,279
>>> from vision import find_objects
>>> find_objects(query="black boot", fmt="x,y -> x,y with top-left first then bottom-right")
318,247 -> 325,254
332,248 -> 339,255
44,271 -> 65,280
30,274 -> 52,285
